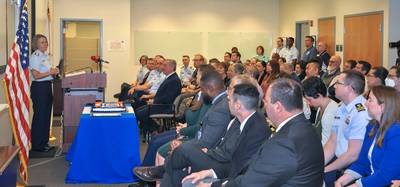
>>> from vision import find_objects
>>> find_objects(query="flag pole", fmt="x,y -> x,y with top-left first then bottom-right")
3,79 -> 30,185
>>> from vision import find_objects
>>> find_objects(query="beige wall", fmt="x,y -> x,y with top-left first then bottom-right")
51,0 -> 131,101
131,0 -> 280,64
0,0 -> 16,66
279,0 -> 391,67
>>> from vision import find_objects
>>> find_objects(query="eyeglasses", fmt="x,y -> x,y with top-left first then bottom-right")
335,81 -> 346,86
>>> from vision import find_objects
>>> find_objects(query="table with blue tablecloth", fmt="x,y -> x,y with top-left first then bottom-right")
65,106 -> 141,184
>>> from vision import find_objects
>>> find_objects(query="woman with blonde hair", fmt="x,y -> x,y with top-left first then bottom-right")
335,86 -> 400,187
30,34 -> 59,152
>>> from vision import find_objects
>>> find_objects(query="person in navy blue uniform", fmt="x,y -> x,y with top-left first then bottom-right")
29,34 -> 59,152
335,86 -> 400,187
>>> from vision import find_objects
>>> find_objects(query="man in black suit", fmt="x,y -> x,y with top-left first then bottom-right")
135,59 -> 182,134
156,83 -> 271,187
183,78 -> 324,187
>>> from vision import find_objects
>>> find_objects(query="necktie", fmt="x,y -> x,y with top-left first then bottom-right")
140,71 -> 150,85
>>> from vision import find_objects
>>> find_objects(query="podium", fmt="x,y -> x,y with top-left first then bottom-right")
0,146 -> 19,187
62,73 -> 106,152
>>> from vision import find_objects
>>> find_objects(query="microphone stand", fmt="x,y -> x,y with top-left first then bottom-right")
99,60 -> 103,73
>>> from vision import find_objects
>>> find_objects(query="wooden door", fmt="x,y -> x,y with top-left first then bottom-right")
344,12 -> 383,67
318,17 -> 335,55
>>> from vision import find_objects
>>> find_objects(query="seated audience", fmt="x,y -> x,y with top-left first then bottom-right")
231,47 -> 238,53
114,56 -> 152,101
141,65 -> 214,167
137,55 -> 150,84
129,57 -> 166,108
134,59 -> 182,138
133,69 -> 232,183
280,63 -> 300,82
355,60 -> 372,76
302,77 -> 339,145
366,66 -> 388,89
230,51 -> 241,64
386,65 -> 400,92
189,54 -> 207,86
244,64 -> 259,79
179,55 -> 195,86
294,61 -> 306,81
183,78 -> 324,186
278,57 -> 286,64
261,59 -> 280,93
270,52 -> 280,62
160,83 -> 271,186
254,45 -> 268,62
255,60 -> 267,85
223,52 -> 231,65
226,63 -> 245,81
211,62 -> 229,87
322,55 -> 341,87
335,86 -> 400,187
305,59 -> 321,79
323,70 -> 370,187
343,59 -> 357,71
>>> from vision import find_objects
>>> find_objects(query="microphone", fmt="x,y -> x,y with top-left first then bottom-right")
65,67 -> 94,74
90,56 -> 110,64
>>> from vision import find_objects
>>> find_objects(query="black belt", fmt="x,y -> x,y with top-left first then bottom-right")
32,80 -> 52,84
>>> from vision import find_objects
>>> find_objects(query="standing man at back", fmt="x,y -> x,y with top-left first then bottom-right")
301,36 -> 318,62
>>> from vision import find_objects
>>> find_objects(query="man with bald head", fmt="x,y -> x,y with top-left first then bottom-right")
317,41 -> 331,72
322,55 -> 341,87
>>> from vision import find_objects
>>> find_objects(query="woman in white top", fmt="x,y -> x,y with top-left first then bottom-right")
29,34 -> 59,152
302,76 -> 339,145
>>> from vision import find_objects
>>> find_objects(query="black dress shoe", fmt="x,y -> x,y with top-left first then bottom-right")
32,146 -> 53,152
128,181 -> 145,187
128,180 -> 155,187
133,166 -> 163,182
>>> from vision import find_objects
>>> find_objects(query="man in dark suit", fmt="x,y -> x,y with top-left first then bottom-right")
157,83 -> 271,186
183,78 -> 324,187
135,59 -> 182,134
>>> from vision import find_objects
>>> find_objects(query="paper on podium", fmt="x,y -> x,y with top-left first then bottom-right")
126,106 -> 134,114
65,71 -> 86,77
82,106 -> 91,115
92,113 -> 122,117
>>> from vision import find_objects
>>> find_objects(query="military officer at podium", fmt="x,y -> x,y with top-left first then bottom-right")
29,34 -> 59,152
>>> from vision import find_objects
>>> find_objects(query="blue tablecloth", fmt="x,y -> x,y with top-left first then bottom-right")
65,110 -> 141,184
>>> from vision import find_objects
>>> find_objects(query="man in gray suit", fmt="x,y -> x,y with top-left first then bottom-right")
132,68 -> 232,184
159,83 -> 270,186
183,78 -> 324,187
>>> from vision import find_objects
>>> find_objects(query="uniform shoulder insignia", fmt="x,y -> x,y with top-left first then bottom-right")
355,103 -> 365,112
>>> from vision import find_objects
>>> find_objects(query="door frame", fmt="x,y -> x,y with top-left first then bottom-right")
60,18 -> 103,64
343,11 -> 384,65
295,20 -> 311,54
318,16 -> 336,54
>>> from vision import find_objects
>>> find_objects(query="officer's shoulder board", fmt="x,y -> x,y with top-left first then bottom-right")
355,103 -> 365,112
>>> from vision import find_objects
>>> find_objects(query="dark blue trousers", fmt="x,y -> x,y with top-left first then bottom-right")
142,130 -> 177,166
30,81 -> 53,150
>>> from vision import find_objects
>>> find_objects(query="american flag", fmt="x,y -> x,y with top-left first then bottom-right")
4,0 -> 31,183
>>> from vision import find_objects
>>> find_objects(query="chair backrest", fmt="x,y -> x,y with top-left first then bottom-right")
174,92 -> 197,116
